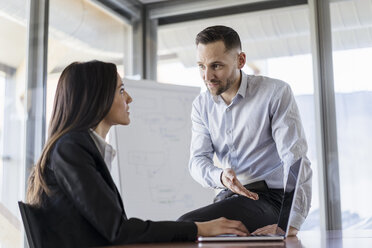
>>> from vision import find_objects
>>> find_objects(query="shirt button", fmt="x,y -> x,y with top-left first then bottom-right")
226,108 -> 230,112
227,130 -> 231,134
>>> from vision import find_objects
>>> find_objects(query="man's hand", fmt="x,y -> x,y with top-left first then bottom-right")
287,226 -> 298,236
221,168 -> 259,200
252,224 -> 278,235
252,224 -> 298,236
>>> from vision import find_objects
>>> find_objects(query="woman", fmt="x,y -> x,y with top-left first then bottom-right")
26,61 -> 248,248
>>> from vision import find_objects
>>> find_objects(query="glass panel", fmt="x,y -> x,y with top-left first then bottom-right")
157,5 -> 319,230
0,71 -> 4,194
47,0 -> 130,130
330,0 -> 372,230
0,0 -> 28,247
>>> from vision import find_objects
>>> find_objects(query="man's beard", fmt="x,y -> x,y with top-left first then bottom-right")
207,77 -> 235,96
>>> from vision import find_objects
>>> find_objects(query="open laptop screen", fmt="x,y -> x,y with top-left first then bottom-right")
276,158 -> 302,236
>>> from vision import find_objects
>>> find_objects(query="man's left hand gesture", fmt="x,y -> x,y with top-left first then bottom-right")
221,168 -> 259,200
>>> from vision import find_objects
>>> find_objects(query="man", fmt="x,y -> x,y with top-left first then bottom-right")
178,25 -> 312,236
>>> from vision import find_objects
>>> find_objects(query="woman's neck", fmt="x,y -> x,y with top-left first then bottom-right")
93,121 -> 111,139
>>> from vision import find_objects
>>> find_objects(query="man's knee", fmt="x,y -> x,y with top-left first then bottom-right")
177,207 -> 214,222
177,211 -> 196,222
177,206 -> 210,221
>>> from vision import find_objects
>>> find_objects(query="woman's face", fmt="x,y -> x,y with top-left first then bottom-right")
104,74 -> 133,126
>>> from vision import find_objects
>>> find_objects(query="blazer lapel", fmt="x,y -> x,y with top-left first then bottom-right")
84,132 -> 125,211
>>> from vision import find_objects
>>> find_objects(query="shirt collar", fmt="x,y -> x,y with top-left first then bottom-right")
89,129 -> 117,161
237,71 -> 248,98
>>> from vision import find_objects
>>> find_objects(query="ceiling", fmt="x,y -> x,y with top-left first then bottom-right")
1,0 -> 372,71
158,0 -> 372,67
0,0 -> 128,70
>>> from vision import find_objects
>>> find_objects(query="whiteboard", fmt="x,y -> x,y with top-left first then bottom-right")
114,79 -> 214,221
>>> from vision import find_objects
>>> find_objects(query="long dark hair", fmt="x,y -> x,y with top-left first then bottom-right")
27,60 -> 118,206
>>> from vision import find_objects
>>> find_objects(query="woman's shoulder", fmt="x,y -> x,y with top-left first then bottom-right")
48,130 -> 100,171
51,130 -> 96,156
56,130 -> 91,145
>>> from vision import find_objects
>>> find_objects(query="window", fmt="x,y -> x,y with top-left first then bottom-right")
330,0 -> 372,230
157,5 -> 319,230
0,1 -> 28,247
46,0 -> 130,129
0,71 -> 5,194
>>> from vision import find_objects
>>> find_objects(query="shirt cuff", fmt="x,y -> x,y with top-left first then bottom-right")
213,168 -> 225,188
289,210 -> 306,230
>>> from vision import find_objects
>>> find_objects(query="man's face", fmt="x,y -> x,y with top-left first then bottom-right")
197,41 -> 244,96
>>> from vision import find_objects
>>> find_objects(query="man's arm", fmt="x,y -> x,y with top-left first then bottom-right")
189,100 -> 224,188
270,83 -> 313,230
189,99 -> 258,200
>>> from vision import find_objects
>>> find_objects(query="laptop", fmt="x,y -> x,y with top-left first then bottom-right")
197,158 -> 303,242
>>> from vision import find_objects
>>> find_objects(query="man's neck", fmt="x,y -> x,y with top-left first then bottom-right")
221,71 -> 242,105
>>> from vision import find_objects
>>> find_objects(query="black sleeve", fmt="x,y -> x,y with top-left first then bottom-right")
51,137 -> 197,244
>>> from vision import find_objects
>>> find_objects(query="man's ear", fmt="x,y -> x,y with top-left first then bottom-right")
238,52 -> 246,69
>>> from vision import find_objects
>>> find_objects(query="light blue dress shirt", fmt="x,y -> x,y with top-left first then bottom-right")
189,71 -> 312,229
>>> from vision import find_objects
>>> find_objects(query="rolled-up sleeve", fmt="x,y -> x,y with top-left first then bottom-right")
189,99 -> 224,189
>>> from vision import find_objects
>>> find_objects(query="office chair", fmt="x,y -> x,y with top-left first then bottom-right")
18,201 -> 43,248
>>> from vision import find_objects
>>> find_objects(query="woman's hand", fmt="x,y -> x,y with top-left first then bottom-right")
195,217 -> 249,237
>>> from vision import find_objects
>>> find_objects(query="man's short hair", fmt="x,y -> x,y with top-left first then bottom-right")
195,25 -> 242,51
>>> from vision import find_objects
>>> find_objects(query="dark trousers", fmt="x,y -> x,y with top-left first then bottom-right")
177,181 -> 283,232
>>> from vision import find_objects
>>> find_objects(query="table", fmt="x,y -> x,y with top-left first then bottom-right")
100,230 -> 372,248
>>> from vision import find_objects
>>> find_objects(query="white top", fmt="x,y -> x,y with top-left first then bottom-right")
189,71 -> 312,230
89,129 -> 116,172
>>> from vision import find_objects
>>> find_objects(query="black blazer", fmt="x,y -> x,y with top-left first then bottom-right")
38,130 -> 196,248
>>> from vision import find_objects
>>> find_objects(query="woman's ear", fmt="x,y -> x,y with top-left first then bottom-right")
238,52 -> 246,69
